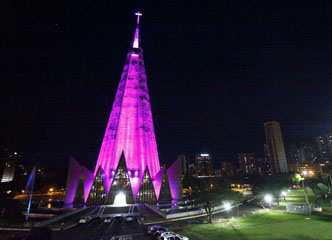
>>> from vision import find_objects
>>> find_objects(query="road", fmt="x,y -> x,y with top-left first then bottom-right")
52,218 -> 149,240
48,205 -> 154,240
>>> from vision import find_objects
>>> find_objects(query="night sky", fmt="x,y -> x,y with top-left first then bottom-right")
1,1 -> 331,170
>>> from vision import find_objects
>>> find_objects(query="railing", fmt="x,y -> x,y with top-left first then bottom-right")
145,197 -> 256,220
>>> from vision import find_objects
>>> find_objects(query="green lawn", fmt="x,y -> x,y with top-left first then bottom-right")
179,189 -> 332,240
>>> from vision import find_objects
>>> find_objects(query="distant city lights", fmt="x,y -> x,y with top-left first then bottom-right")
200,153 -> 209,157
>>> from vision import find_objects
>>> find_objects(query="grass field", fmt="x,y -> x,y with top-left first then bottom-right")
179,189 -> 332,240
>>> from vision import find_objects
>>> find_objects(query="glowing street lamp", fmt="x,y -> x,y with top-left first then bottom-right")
113,192 -> 126,206
264,194 -> 273,207
281,191 -> 287,200
223,202 -> 232,220
264,194 -> 273,203
301,171 -> 309,205
223,202 -> 231,211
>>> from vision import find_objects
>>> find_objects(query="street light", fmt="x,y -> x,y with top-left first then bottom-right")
264,194 -> 273,204
264,194 -> 273,208
223,202 -> 232,221
281,191 -> 287,200
302,171 -> 309,205
223,202 -> 231,211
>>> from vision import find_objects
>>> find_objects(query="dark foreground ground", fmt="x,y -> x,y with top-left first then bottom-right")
0,199 -> 261,240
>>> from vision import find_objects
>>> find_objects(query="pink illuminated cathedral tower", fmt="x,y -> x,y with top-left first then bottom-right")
94,11 -> 160,198
64,12 -> 181,206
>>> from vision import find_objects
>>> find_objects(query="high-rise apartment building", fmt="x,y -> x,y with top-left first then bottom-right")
256,157 -> 270,175
1,149 -> 21,183
288,163 -> 323,178
238,153 -> 256,174
263,144 -> 272,174
316,133 -> 332,163
220,161 -> 235,176
288,143 -> 318,164
195,154 -> 213,176
264,121 -> 288,173
177,154 -> 189,175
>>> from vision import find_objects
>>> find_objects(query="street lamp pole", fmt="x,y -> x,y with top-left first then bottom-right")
302,171 -> 309,205
223,203 -> 231,222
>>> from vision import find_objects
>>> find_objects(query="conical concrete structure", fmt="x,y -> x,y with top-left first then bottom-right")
94,12 -> 160,199
64,12 -> 181,205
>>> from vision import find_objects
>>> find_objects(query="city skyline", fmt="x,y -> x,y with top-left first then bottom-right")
2,2 -> 331,169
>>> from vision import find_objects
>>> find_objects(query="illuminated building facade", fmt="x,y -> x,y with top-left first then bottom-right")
288,143 -> 318,164
288,163 -> 322,178
177,154 -> 189,175
195,153 -> 213,176
264,121 -> 288,173
238,153 -> 256,174
64,12 -> 181,206
220,161 -> 235,176
1,150 -> 20,183
316,133 -> 332,163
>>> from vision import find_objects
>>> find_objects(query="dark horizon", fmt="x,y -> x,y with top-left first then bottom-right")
1,1 -> 331,170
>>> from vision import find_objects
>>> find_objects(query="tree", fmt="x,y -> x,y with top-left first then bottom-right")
326,169 -> 332,194
292,173 -> 302,184
306,176 -> 332,207
196,190 -> 221,223
194,179 -> 243,223
253,174 -> 294,205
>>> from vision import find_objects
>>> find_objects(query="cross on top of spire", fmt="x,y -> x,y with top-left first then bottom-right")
135,11 -> 142,24
132,12 -> 142,49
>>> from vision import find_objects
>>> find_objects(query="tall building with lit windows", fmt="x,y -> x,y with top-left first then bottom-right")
316,133 -> 332,163
195,153 -> 213,176
1,149 -> 21,183
264,121 -> 288,173
238,153 -> 256,174
177,154 -> 189,175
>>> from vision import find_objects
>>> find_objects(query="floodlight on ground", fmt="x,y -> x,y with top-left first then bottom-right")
223,202 -> 232,211
264,194 -> 273,204
302,171 -> 308,176
113,192 -> 126,206
281,191 -> 287,200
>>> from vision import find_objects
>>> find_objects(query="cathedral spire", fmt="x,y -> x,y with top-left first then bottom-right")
132,11 -> 142,49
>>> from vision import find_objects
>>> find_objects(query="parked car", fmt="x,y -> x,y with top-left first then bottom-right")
125,216 -> 136,222
147,225 -> 168,236
104,216 -> 113,223
153,228 -> 169,238
114,216 -> 124,223
92,215 -> 103,224
159,231 -> 189,240
259,202 -> 278,209
147,225 -> 159,235
79,216 -> 92,224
